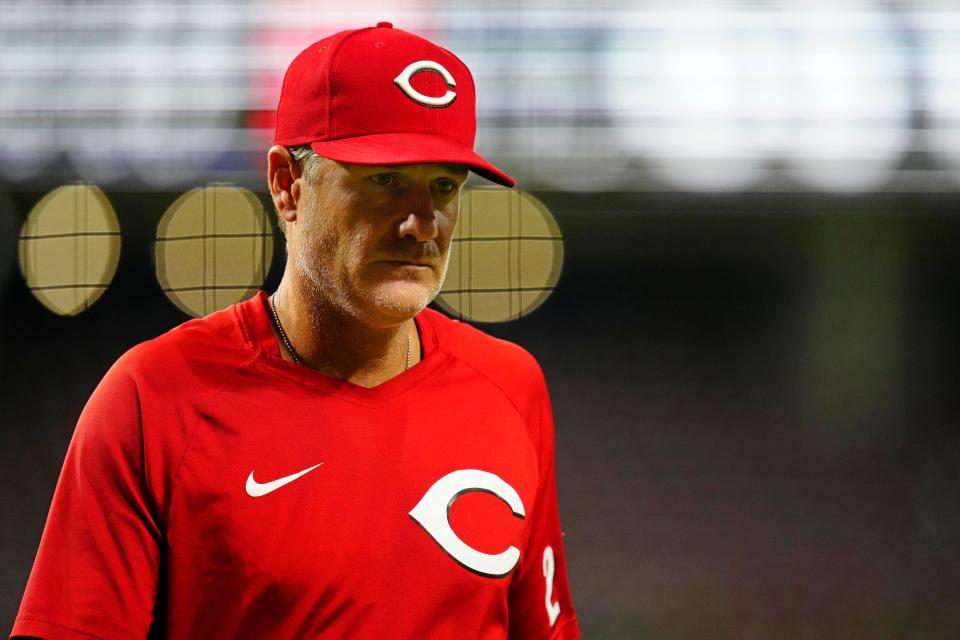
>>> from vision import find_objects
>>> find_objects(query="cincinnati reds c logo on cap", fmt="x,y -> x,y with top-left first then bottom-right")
393,60 -> 457,108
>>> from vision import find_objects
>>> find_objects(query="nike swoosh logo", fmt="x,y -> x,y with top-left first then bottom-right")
245,463 -> 324,497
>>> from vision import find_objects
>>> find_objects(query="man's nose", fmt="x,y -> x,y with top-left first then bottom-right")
398,187 -> 439,242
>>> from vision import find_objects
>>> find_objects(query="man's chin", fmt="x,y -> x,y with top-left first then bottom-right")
363,282 -> 437,324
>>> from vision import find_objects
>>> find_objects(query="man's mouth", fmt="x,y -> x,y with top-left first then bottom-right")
381,260 -> 433,269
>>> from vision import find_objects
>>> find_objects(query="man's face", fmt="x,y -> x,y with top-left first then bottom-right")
290,159 -> 468,328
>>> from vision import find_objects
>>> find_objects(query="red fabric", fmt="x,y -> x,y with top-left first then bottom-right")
310,132 -> 512,189
273,23 -> 515,188
11,291 -> 578,639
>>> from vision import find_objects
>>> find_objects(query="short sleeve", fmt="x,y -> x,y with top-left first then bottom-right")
508,373 -> 580,639
11,353 -> 162,640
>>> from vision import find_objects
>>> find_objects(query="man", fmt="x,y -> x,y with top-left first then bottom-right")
11,22 -> 579,639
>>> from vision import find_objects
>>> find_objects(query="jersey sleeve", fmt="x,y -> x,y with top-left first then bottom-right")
507,369 -> 580,640
11,351 -> 163,640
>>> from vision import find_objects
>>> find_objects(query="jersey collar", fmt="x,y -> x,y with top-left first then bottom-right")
236,290 -> 448,406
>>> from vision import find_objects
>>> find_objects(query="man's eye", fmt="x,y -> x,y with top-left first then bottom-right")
435,179 -> 457,194
371,173 -> 395,187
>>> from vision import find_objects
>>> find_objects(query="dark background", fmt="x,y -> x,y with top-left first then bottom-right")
3,189 -> 959,638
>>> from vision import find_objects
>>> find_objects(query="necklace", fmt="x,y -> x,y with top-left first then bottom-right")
268,294 -> 411,370
268,293 -> 305,365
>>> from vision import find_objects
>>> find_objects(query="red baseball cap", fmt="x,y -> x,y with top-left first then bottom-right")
273,22 -> 515,188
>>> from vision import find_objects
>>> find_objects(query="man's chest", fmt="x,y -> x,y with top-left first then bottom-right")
162,383 -> 539,622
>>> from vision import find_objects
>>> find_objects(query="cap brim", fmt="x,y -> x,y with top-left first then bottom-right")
310,132 -> 515,188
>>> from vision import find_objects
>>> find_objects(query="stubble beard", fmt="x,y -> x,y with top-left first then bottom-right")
368,249 -> 450,321
293,228 -> 450,330
291,229 -> 338,336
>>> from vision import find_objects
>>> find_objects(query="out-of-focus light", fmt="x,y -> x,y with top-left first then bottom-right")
915,4 -> 960,186
605,1 -> 909,193
18,184 -> 121,316
604,2 -> 768,192
435,187 -> 563,323
122,2 -> 245,187
0,90 -> 58,183
782,0 -> 909,193
154,184 -> 274,318
0,1 -> 956,193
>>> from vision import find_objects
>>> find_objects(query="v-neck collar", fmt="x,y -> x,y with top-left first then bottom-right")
236,290 -> 449,407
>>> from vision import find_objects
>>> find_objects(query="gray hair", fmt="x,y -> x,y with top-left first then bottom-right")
274,145 -> 324,238
287,144 -> 323,181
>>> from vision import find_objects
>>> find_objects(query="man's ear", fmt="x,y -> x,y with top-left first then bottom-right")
267,146 -> 302,228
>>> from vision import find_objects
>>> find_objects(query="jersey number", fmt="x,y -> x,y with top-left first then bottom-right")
543,546 -> 561,626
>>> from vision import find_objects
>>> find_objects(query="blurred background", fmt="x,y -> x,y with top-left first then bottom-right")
3,1 -> 960,638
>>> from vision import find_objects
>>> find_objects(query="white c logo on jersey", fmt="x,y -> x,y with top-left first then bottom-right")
393,60 -> 457,107
409,469 -> 525,577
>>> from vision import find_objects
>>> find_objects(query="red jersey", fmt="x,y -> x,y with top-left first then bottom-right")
11,290 -> 579,639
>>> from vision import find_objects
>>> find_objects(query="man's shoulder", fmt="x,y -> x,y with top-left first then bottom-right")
116,300 -> 254,386
423,306 -> 547,397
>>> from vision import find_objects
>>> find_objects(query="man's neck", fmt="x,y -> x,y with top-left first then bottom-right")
269,281 -> 421,388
